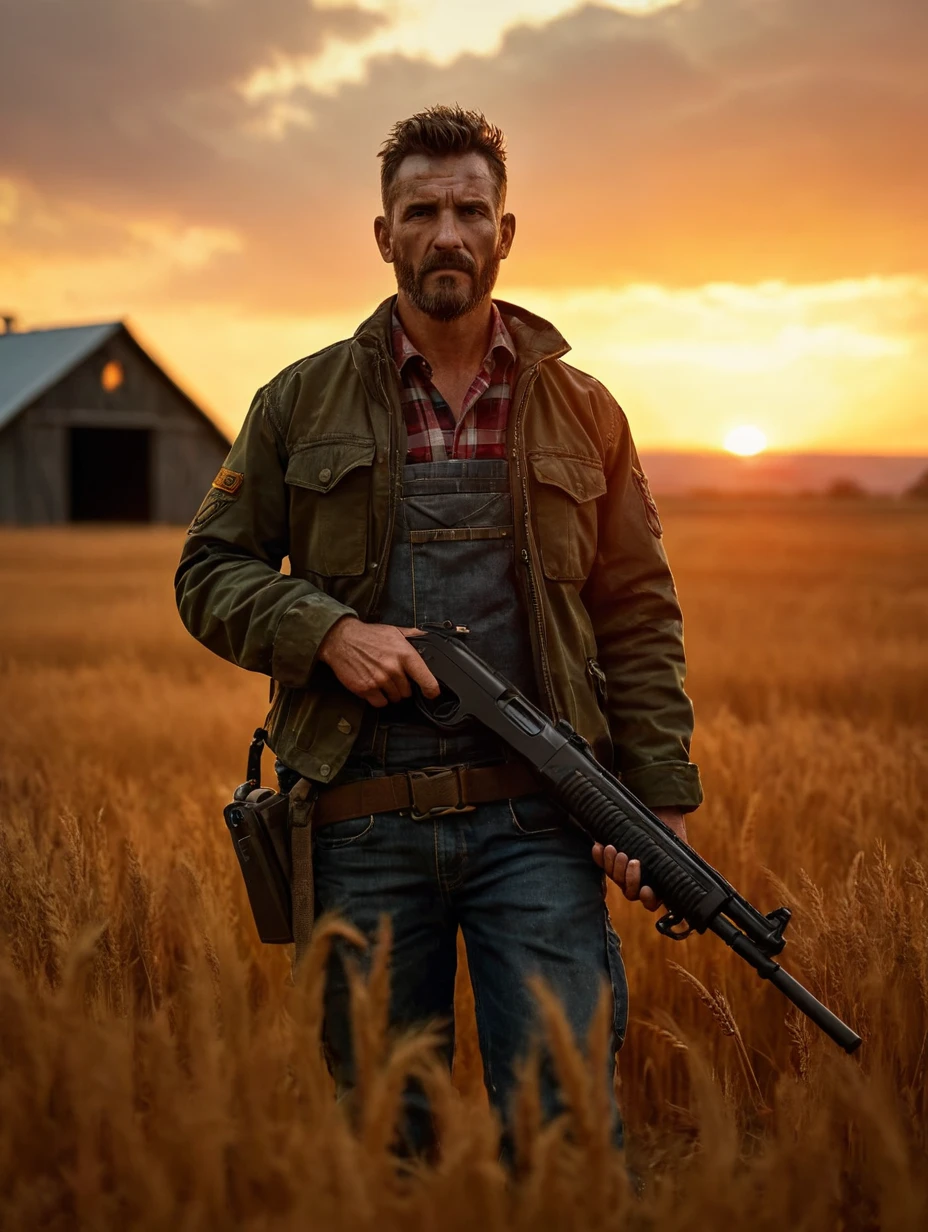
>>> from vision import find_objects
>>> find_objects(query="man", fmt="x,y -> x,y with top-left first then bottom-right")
176,106 -> 702,1151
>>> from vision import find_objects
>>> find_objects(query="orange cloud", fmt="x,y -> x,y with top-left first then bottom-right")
2,0 -> 927,451
3,0 -> 927,313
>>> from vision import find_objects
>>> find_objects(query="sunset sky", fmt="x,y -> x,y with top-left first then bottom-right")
2,0 -> 927,452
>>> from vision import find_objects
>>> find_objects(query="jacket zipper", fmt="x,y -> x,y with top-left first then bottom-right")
511,367 -> 558,718
369,351 -> 400,614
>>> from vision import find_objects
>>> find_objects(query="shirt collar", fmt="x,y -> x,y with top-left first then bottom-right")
391,300 -> 517,374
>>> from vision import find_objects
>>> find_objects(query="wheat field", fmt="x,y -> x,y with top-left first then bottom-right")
1,501 -> 926,1230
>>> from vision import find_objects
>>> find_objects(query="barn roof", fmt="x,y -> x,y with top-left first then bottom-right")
0,320 -> 228,445
0,322 -> 122,433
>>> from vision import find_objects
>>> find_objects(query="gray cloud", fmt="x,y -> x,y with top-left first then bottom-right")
2,0 -> 927,316
0,0 -> 378,212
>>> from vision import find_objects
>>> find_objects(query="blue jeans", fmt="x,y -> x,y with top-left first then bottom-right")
311,725 -> 628,1154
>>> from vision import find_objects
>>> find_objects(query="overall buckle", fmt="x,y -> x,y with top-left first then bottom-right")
406,766 -> 476,820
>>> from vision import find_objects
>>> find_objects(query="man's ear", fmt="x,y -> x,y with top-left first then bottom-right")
499,212 -> 516,260
374,215 -> 394,264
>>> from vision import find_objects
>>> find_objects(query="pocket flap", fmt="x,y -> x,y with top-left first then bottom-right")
529,452 -> 607,503
285,438 -> 376,493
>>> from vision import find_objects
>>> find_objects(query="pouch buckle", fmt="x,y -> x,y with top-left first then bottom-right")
406,766 -> 476,820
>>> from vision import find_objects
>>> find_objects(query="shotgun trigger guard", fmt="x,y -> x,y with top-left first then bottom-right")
656,910 -> 694,941
413,683 -> 467,730
409,625 -> 471,730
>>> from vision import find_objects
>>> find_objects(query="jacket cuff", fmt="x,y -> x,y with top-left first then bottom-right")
271,593 -> 357,688
619,759 -> 704,813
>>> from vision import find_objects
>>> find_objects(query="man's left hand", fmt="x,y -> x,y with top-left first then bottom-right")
591,807 -> 688,913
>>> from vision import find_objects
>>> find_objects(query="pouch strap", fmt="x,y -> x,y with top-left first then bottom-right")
246,727 -> 268,789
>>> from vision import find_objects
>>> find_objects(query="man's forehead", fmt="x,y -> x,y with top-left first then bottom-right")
392,152 -> 497,200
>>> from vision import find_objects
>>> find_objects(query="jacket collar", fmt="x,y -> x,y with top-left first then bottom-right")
352,294 -> 571,369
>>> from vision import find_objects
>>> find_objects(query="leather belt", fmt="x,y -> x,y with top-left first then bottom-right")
312,761 -> 540,828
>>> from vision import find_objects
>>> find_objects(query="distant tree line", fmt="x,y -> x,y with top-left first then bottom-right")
820,470 -> 927,500
907,468 -> 928,499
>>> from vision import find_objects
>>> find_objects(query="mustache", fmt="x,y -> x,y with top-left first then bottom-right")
419,251 -> 476,276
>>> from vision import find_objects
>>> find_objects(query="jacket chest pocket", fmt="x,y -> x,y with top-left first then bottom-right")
286,438 -> 376,577
529,452 -> 606,582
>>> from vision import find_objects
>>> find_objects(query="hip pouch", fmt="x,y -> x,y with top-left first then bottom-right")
223,728 -> 294,944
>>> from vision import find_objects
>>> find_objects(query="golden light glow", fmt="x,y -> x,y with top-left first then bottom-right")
724,426 -> 768,456
101,360 -> 124,392
495,278 -> 924,452
110,274 -> 928,453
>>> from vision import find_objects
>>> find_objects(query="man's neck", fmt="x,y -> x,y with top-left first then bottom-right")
395,292 -> 493,375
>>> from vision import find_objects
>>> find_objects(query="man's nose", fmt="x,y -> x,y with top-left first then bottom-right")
432,207 -> 464,249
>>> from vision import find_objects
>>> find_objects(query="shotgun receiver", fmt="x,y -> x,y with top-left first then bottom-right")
410,627 -> 861,1054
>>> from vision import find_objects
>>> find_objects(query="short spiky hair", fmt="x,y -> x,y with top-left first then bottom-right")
378,105 -> 507,213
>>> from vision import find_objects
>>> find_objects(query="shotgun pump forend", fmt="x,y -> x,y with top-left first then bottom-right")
410,627 -> 862,1055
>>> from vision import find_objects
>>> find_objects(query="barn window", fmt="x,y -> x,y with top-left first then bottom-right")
101,360 -> 124,392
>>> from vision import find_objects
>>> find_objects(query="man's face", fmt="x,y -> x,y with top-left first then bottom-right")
375,152 -> 515,322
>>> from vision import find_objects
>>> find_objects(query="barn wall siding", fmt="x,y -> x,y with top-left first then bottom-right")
154,418 -> 232,523
0,418 -> 68,524
1,327 -> 229,525
0,420 -> 25,522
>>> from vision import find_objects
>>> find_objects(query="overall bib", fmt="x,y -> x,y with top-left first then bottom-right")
346,457 -> 536,773
311,458 -> 628,1153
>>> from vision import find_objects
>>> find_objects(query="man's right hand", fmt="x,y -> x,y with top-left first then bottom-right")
317,617 -> 441,708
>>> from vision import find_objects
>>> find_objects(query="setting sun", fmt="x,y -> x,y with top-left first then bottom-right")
724,425 -> 768,456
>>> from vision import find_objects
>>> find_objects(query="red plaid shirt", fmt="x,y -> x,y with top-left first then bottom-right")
392,302 -> 516,462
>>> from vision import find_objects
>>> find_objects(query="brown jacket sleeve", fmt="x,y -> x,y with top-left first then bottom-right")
174,384 -> 355,686
581,398 -> 703,811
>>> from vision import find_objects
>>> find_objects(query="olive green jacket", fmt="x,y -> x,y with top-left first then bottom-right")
175,297 -> 703,810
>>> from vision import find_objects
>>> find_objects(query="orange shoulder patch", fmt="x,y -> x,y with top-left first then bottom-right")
211,467 -> 244,495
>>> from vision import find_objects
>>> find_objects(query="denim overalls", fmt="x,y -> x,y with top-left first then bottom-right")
309,458 -> 628,1152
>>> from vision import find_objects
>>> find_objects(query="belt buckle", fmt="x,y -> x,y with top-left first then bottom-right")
407,766 -> 476,820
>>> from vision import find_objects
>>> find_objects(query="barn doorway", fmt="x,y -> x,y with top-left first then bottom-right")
69,427 -> 152,522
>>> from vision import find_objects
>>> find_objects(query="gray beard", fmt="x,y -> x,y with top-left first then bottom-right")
395,254 -> 501,322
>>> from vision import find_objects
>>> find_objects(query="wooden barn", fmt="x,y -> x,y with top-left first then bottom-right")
0,319 -> 230,524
